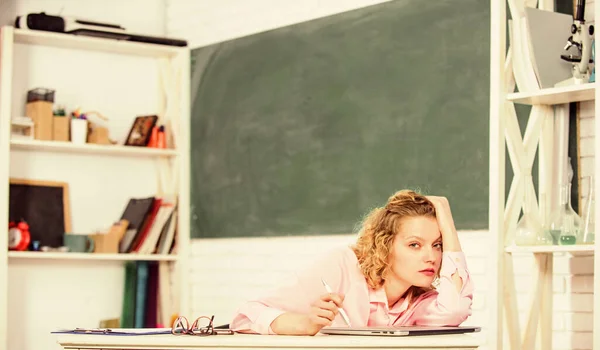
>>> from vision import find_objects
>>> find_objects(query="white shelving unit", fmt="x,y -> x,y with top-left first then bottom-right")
7,251 -> 180,261
13,27 -> 183,57
489,1 -> 600,349
0,26 -> 191,350
506,82 -> 597,105
504,244 -> 595,254
10,139 -> 180,157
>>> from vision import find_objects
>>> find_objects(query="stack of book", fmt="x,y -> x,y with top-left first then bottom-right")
118,195 -> 178,255
120,260 -> 176,328
117,195 -> 179,328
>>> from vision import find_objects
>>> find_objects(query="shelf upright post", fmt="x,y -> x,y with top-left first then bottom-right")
594,2 -> 600,347
0,25 -> 14,350
489,0 -> 507,349
176,47 -> 191,319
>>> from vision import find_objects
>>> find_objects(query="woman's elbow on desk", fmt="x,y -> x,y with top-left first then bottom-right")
413,310 -> 471,327
230,303 -> 287,335
413,296 -> 473,327
231,310 -> 317,336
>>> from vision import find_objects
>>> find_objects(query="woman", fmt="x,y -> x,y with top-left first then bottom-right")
230,189 -> 474,335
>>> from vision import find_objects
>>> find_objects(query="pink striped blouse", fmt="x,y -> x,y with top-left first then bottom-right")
230,245 -> 474,334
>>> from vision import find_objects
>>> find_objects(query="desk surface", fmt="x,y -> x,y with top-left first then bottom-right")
55,332 -> 484,350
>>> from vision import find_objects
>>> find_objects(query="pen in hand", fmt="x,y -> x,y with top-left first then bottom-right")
320,278 -> 352,327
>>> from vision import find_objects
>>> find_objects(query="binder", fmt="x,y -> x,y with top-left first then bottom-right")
118,197 -> 155,253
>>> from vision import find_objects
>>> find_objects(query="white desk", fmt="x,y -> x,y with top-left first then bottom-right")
55,333 -> 484,350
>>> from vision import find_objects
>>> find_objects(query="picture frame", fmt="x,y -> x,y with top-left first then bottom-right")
9,178 -> 71,247
125,115 -> 158,146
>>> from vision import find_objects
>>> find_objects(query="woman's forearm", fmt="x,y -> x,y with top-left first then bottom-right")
442,245 -> 465,293
442,230 -> 462,252
270,312 -> 313,335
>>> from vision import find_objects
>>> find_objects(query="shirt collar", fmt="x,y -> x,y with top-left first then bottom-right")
369,286 -> 388,305
368,286 -> 409,314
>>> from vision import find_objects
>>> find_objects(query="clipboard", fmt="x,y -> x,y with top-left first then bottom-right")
51,328 -> 172,336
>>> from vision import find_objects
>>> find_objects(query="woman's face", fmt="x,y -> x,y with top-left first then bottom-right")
388,216 -> 443,288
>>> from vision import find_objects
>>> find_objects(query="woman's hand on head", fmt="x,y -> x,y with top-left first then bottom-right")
426,196 -> 462,251
426,196 -> 456,235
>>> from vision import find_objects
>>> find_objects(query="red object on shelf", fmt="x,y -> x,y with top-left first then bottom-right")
156,126 -> 166,149
147,126 -> 158,147
8,220 -> 31,251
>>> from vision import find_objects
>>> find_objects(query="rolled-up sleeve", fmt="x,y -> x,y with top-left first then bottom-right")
231,302 -> 286,334
412,251 -> 474,326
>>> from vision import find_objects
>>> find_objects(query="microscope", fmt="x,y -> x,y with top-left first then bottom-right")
555,0 -> 595,87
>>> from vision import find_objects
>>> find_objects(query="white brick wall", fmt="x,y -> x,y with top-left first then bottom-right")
580,101 -> 595,207
167,1 -> 597,349
166,0 -> 391,48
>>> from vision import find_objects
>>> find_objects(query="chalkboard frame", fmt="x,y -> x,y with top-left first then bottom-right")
189,0 -> 491,239
9,178 -> 72,246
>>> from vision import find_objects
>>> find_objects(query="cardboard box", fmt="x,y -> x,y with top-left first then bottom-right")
91,220 -> 128,254
53,116 -> 70,141
87,122 -> 110,144
25,101 -> 53,141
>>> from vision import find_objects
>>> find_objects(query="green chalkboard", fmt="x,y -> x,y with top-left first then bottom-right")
190,0 -> 491,238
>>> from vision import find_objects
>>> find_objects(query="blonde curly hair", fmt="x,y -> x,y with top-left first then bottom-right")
351,189 -> 438,300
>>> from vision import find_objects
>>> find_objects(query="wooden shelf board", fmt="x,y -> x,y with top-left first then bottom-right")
8,251 -> 178,261
506,83 -> 596,105
505,244 -> 595,254
13,28 -> 184,57
11,139 -> 178,157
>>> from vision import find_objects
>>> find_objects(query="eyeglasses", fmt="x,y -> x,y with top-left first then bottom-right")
171,315 -> 216,336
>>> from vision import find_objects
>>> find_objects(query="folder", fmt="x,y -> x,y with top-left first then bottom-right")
51,328 -> 172,336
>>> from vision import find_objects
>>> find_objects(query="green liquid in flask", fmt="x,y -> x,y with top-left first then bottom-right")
559,235 -> 577,245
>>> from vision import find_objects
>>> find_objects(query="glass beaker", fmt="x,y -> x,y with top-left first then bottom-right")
558,183 -> 583,245
582,175 -> 595,244
546,183 -> 582,245
514,178 -> 552,246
